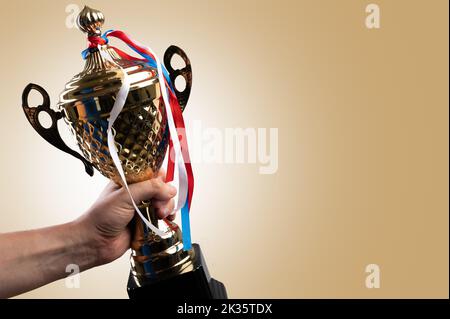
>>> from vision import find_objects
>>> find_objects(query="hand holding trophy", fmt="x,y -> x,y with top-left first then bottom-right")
21,6 -> 226,299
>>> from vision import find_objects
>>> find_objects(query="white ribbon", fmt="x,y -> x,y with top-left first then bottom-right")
98,44 -> 188,236
149,51 -> 188,214
99,46 -> 165,236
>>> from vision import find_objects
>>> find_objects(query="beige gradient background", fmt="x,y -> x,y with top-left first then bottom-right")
0,0 -> 448,298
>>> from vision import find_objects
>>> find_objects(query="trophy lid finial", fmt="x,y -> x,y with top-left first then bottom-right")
77,6 -> 105,36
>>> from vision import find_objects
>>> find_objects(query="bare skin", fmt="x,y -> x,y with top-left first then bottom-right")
0,170 -> 176,298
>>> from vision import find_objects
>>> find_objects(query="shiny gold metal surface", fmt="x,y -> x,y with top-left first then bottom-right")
21,5 -> 195,288
76,6 -> 105,36
55,6 -> 194,285
58,45 -> 166,185
130,204 -> 195,286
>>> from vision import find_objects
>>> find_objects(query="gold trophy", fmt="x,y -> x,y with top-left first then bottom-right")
21,6 -> 226,299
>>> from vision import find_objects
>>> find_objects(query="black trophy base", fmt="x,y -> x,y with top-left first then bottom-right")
127,244 -> 227,299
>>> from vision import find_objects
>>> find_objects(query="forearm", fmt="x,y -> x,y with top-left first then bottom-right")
0,220 -> 98,298
0,177 -> 173,298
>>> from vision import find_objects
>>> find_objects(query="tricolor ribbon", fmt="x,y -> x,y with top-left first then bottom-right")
84,30 -> 194,250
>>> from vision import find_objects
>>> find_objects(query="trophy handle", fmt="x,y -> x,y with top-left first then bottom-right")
164,45 -> 192,111
21,83 -> 94,176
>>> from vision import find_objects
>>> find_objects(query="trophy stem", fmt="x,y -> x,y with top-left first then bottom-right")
128,202 -> 195,287
127,206 -> 228,298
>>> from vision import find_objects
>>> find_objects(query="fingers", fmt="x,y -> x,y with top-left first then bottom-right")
125,178 -> 177,204
153,198 -> 175,219
157,169 -> 166,181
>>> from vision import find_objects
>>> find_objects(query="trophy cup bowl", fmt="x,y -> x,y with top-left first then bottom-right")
21,6 -> 226,299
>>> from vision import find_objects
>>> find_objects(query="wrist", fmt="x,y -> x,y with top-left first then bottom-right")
67,219 -> 105,269
74,211 -> 127,266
